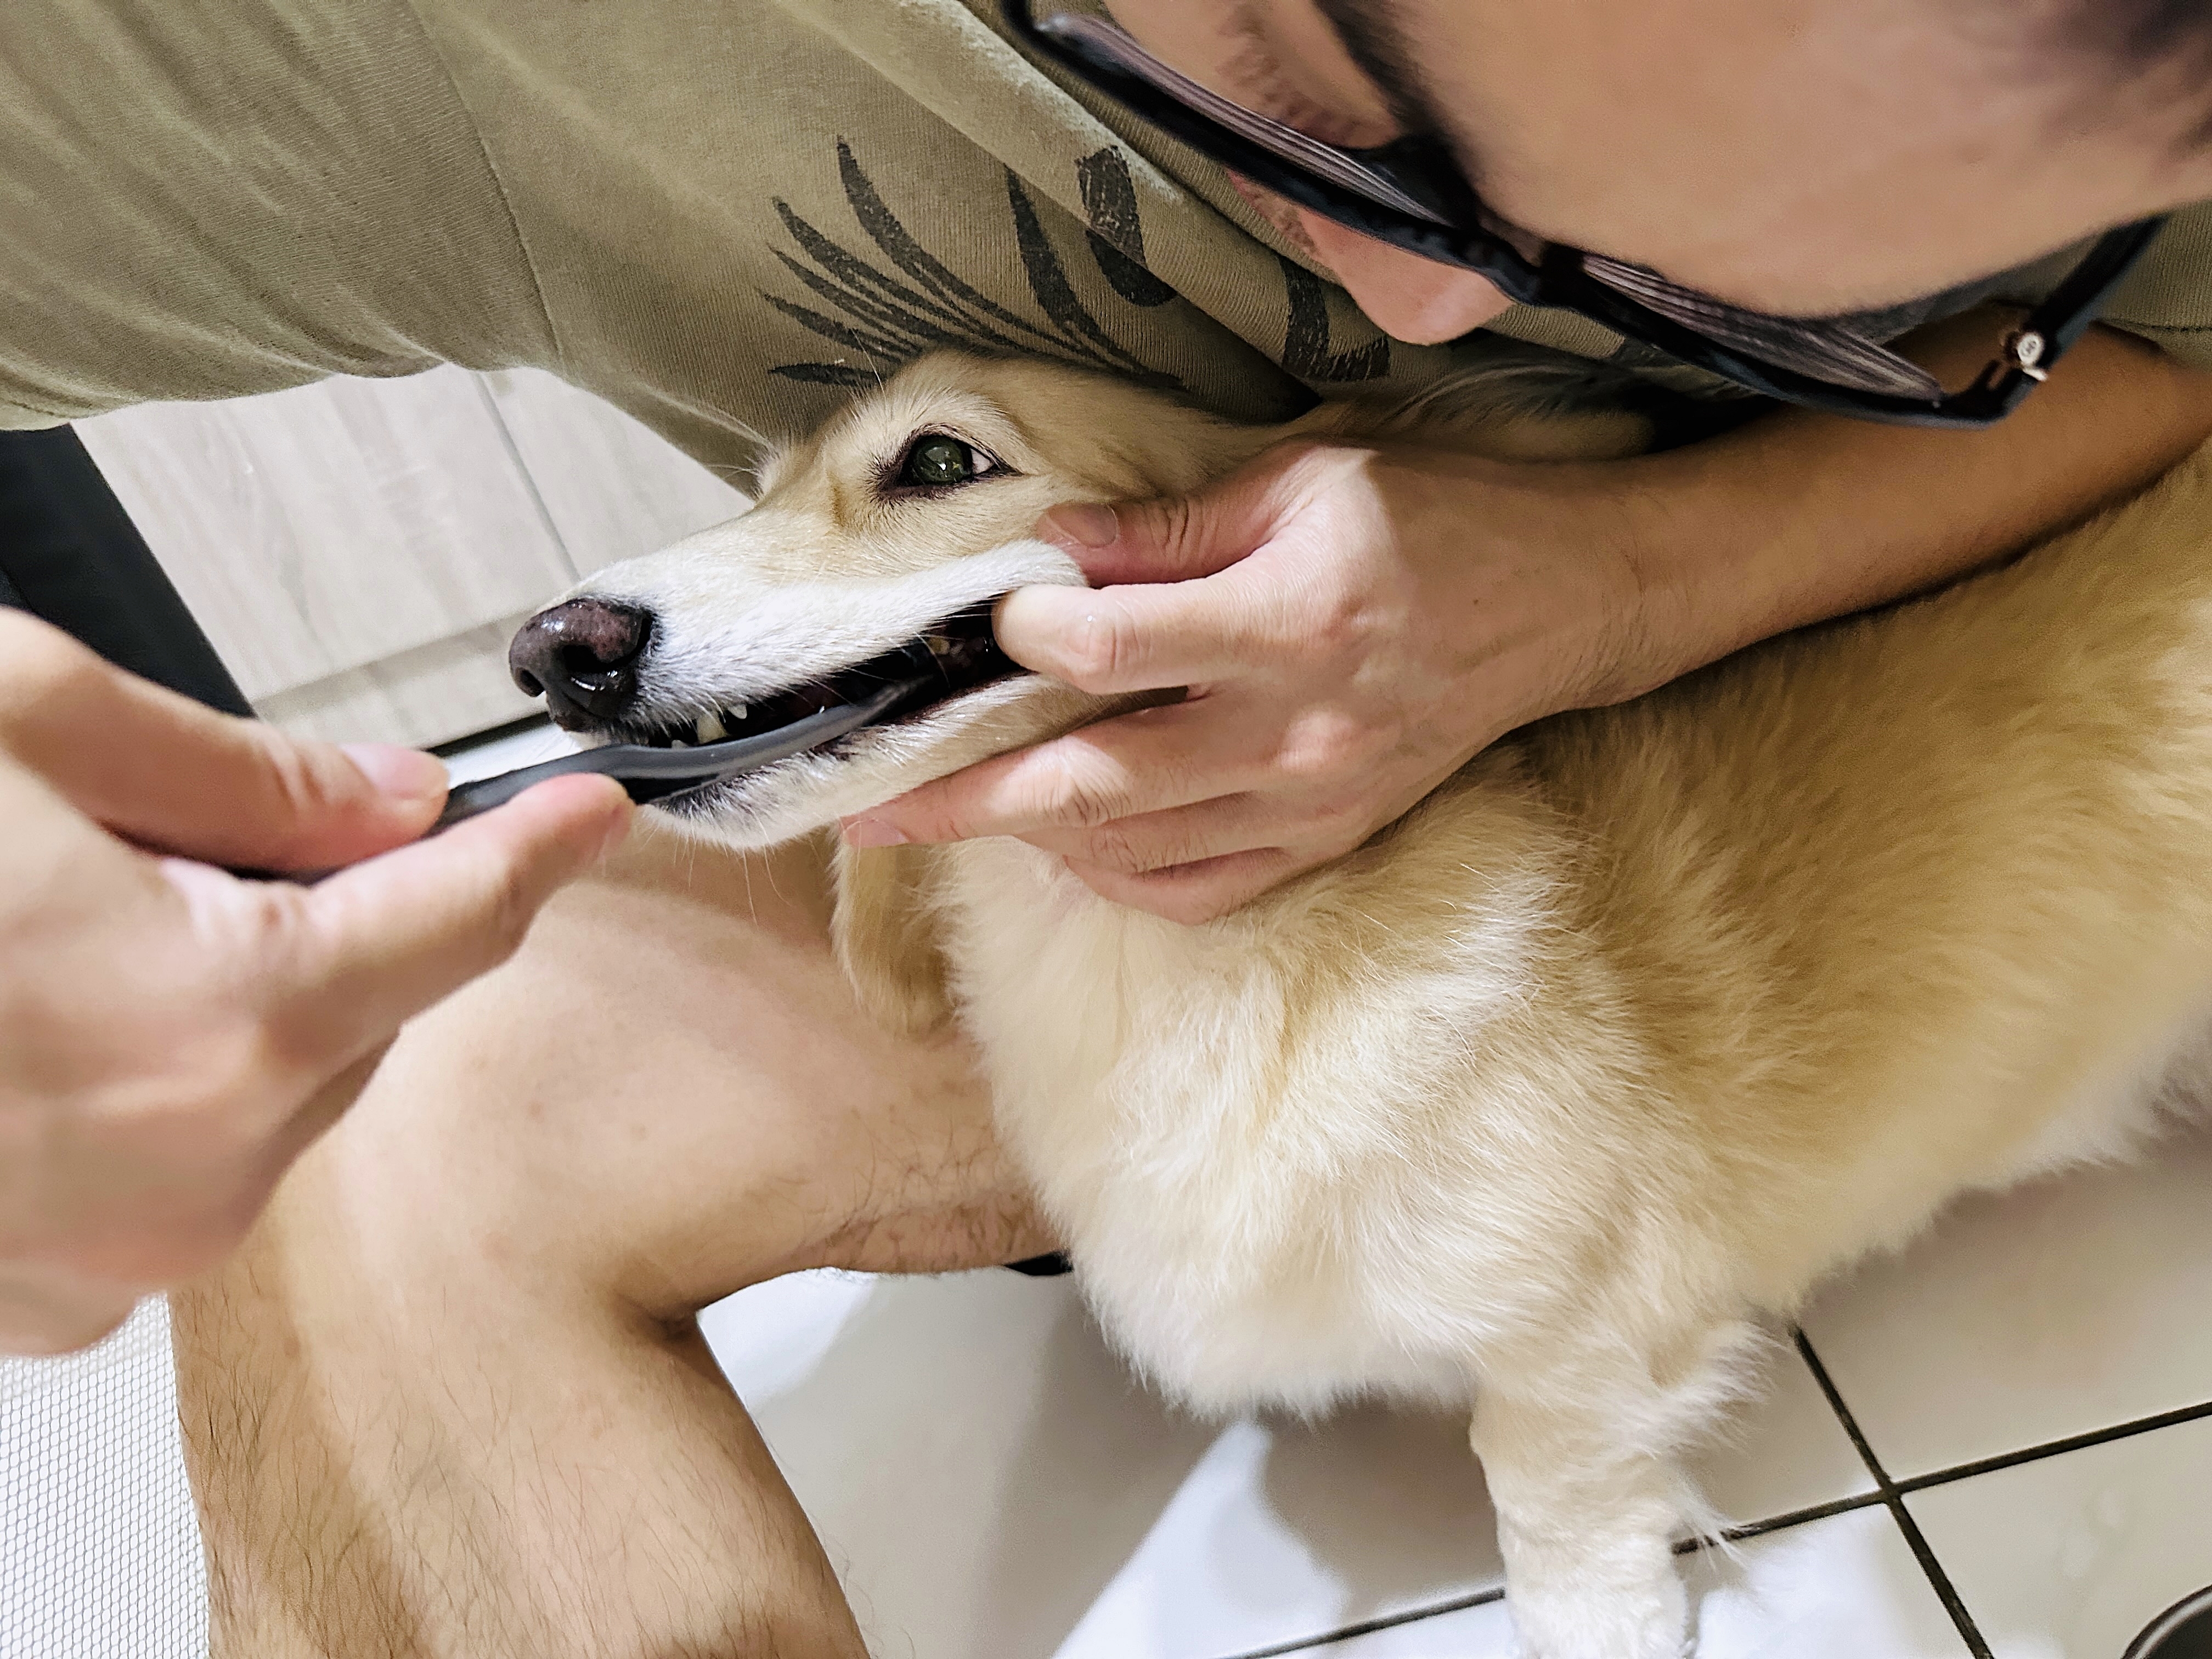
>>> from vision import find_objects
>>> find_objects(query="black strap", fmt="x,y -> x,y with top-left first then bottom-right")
0,425 -> 252,716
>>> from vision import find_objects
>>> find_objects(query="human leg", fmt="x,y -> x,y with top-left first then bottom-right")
171,821 -> 1051,1658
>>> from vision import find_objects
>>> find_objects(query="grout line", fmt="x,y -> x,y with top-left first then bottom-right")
1214,1462 -> 1899,1655
1791,1329 -> 1894,1487
1889,1497 -> 1998,1659
1213,1588 -> 1508,1659
1681,1489 -> 1890,1551
1896,1397 -> 2212,1496
1794,1331 -> 1994,1659
470,371 -> 583,583
1216,1490 -> 1897,1659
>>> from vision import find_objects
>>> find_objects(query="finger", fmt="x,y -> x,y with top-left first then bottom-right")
0,612 -> 448,871
1060,847 -> 1306,926
992,566 -> 1285,693
1019,792 -> 1300,875
844,697 -> 1272,845
167,774 -> 632,1082
1030,439 -> 1333,586
260,1046 -> 388,1178
0,1267 -> 137,1358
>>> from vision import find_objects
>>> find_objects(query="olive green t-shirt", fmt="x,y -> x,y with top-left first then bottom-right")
6,0 -> 2212,478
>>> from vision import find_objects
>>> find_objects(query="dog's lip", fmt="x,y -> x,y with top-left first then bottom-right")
562,600 -> 1019,758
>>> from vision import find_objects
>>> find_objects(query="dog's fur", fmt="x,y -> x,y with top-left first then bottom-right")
539,353 -> 2212,1657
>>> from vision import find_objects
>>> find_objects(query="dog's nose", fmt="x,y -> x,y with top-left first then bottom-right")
508,597 -> 653,721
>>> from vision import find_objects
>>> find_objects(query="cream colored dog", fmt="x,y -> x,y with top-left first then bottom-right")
519,352 -> 2212,1658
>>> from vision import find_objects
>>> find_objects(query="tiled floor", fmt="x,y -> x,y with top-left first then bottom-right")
701,1127 -> 2212,1659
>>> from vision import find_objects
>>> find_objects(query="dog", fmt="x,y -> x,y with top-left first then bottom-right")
506,349 -> 2212,1658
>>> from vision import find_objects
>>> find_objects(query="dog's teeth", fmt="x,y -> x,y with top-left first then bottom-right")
669,738 -> 691,750
730,703 -> 747,721
695,711 -> 727,743
924,634 -> 952,656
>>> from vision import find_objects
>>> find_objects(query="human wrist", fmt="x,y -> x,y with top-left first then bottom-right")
1462,449 -> 1741,718
1584,442 -> 1793,703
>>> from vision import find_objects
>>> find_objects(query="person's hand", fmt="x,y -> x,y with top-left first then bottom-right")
840,437 -> 1655,923
839,313 -> 2212,928
0,613 -> 631,1353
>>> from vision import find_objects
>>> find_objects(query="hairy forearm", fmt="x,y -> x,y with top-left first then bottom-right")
1609,308 -> 2212,695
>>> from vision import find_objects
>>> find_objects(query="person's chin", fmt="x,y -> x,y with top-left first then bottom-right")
1299,222 -> 1514,342
1355,281 -> 1515,345
1227,176 -> 1513,343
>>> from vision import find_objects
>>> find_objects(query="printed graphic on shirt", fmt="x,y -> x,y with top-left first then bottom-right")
1278,255 -> 1389,383
766,142 -> 1182,390
766,142 -> 1390,391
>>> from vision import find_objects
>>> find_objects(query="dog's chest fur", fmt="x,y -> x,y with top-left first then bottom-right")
927,831 -> 1592,1415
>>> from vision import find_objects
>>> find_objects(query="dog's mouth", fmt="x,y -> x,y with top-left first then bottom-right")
589,600 -> 1018,754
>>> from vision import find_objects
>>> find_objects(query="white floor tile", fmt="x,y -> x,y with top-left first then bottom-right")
1054,1333 -> 1868,1659
704,1270 -> 1217,1659
1702,1335 -> 1876,1528
1906,1413 -> 2212,1659
702,1274 -> 1870,1659
1797,1130 -> 2212,1480
1048,1408 -> 1504,1659
1277,1507 -> 1971,1658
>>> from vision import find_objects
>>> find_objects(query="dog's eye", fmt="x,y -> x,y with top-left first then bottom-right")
897,433 -> 998,489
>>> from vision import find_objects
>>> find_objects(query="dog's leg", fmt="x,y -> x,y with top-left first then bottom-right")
1470,1323 -> 1756,1659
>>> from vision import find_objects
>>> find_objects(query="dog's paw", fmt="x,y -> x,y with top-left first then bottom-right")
1505,1570 -> 1689,1659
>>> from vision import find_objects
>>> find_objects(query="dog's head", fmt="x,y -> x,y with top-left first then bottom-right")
507,353 -> 1263,851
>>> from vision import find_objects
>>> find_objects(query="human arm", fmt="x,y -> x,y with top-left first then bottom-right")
843,310 -> 2212,921
0,613 -> 631,1353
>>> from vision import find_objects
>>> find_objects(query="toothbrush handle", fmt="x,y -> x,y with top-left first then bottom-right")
232,677 -> 929,883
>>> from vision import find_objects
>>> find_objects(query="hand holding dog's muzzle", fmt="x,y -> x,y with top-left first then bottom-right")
839,436 -> 1653,924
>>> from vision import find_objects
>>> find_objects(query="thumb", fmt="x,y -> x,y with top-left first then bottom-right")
1032,452 -> 1301,588
0,1268 -> 138,1358
167,774 -> 634,1090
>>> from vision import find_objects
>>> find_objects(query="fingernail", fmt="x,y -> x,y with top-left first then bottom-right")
1038,503 -> 1119,549
841,816 -> 909,849
342,742 -> 448,805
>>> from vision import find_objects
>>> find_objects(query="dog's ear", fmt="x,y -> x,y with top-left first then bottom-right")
831,839 -> 955,1037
